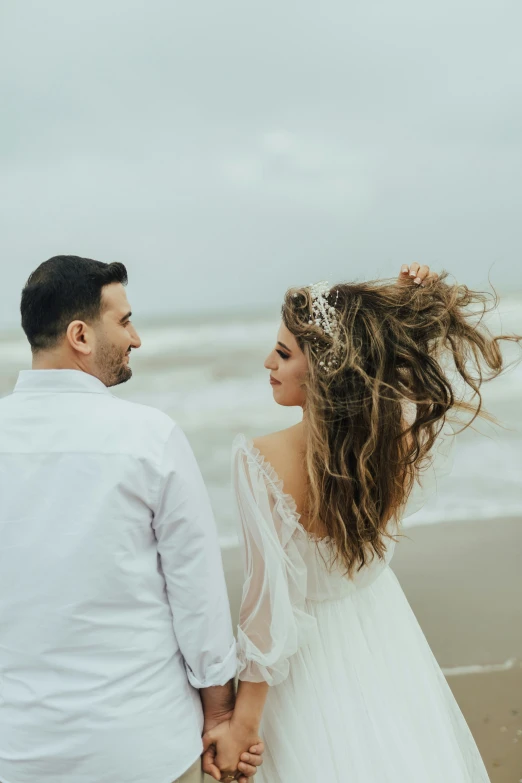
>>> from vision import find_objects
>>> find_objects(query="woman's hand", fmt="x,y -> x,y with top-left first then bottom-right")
398,262 -> 439,287
202,719 -> 262,782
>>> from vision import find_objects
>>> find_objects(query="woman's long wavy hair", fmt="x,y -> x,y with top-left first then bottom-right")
282,273 -> 519,576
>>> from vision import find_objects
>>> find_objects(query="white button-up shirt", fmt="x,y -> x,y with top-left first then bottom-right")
0,370 -> 236,783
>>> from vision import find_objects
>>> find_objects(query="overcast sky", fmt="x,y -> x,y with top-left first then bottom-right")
1,0 -> 521,329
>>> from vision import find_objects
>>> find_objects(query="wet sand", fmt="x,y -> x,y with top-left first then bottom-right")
393,518 -> 522,782
216,517 -> 522,782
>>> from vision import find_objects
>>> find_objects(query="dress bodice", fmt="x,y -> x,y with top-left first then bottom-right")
232,428 -> 453,686
235,435 -> 397,604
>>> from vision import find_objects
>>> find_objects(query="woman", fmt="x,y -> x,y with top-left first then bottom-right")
204,263 -> 514,782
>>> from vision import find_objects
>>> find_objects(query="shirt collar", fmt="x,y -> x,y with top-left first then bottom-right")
14,369 -> 111,395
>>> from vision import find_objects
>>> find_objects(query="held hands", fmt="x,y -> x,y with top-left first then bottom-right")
202,719 -> 263,782
397,262 -> 439,287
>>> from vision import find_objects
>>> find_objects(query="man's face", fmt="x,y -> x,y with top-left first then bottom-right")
92,283 -> 142,387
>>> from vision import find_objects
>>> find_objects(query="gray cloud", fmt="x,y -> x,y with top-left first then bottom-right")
1,0 -> 521,329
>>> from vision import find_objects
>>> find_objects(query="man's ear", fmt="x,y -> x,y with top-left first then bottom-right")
66,320 -> 92,356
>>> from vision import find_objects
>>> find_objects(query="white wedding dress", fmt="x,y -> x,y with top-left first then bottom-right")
232,431 -> 490,783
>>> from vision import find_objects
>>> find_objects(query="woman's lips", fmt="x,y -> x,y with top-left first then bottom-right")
270,376 -> 281,386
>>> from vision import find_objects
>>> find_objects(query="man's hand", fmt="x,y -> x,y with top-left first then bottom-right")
398,262 -> 439,287
202,720 -> 264,782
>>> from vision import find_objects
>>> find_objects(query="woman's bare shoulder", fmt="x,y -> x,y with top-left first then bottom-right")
252,430 -> 284,453
253,424 -> 302,455
253,425 -> 305,481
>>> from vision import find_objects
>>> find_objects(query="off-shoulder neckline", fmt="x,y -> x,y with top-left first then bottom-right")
234,433 -> 330,544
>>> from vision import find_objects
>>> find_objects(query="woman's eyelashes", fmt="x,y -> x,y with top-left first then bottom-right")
276,349 -> 290,360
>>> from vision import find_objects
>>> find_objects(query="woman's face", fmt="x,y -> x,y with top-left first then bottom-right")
264,322 -> 309,407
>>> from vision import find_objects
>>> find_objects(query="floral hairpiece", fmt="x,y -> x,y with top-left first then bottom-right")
307,280 -> 339,337
293,280 -> 340,372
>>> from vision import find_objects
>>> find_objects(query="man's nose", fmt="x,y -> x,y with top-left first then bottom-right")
129,326 -> 142,349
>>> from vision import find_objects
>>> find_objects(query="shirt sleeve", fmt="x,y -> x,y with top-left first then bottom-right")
152,424 -> 237,689
233,439 -> 316,687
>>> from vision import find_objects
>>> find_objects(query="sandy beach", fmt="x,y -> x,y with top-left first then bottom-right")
216,517 -> 522,782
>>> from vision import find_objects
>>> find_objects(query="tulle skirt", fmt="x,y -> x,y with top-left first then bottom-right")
258,566 -> 490,782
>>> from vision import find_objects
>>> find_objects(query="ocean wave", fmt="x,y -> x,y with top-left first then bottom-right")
442,658 -> 519,677
2,305 -> 521,537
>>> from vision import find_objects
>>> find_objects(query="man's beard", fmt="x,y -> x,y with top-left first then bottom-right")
96,340 -> 133,388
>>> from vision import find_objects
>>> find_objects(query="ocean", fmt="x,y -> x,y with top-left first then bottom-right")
1,299 -> 521,546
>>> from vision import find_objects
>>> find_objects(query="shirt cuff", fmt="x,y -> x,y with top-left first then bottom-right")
185,640 -> 238,689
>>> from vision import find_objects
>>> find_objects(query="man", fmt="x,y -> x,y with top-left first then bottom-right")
0,256 -> 262,783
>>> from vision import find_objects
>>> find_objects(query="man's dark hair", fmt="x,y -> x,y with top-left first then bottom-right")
21,255 -> 128,351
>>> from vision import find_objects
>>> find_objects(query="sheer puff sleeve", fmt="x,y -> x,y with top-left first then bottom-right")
232,435 -> 317,687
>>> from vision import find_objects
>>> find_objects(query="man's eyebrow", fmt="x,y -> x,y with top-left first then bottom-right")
119,311 -> 132,323
277,341 -> 292,352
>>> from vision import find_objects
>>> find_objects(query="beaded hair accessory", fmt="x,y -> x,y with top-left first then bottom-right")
293,280 -> 340,372
307,280 -> 340,337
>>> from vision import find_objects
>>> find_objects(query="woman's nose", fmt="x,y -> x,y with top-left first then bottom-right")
264,352 -> 277,370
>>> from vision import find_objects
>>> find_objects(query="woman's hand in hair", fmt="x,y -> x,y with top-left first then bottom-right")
398,263 -> 439,287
